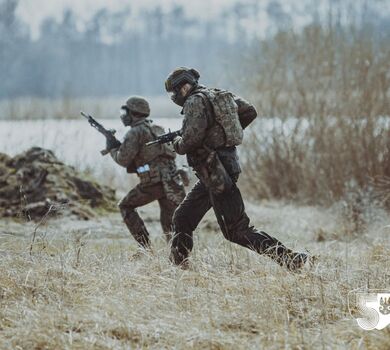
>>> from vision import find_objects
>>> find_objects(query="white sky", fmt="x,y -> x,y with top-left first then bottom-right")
17,0 -> 242,37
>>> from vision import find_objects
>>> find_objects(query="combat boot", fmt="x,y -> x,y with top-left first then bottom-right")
122,211 -> 151,249
169,248 -> 190,270
130,227 -> 151,249
279,252 -> 315,272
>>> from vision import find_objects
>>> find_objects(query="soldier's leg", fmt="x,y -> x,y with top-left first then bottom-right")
119,183 -> 164,248
170,180 -> 212,265
158,180 -> 186,242
158,198 -> 177,242
212,180 -> 299,267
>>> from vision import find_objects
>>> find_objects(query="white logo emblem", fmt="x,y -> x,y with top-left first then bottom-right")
349,290 -> 390,330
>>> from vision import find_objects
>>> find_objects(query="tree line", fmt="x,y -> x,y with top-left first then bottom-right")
1,0 -> 388,99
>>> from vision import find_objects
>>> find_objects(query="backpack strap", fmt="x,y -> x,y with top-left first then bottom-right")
143,120 -> 157,136
194,90 -> 228,147
144,121 -> 175,160
193,90 -> 215,127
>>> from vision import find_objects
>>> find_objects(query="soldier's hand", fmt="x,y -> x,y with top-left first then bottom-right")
106,137 -> 120,151
172,136 -> 182,153
177,167 -> 190,186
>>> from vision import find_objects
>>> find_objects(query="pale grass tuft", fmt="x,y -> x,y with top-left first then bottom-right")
1,204 -> 390,349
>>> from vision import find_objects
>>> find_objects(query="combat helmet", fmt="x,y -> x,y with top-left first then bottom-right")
124,96 -> 150,116
165,67 -> 200,106
165,67 -> 200,92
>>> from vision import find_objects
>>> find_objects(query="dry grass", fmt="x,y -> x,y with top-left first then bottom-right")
240,115 -> 390,205
1,9 -> 390,349
240,21 -> 390,205
1,202 -> 390,349
244,23 -> 390,120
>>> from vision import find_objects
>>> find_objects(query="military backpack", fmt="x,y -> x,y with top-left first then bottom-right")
197,88 -> 243,147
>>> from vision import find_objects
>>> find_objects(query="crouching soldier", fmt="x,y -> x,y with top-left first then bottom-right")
109,96 -> 186,250
165,67 -> 312,271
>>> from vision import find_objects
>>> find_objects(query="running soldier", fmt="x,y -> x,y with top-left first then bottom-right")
164,67 -> 311,271
109,96 -> 187,249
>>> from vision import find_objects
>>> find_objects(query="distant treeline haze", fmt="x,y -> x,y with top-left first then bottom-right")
1,0 -> 256,99
1,0 -> 389,99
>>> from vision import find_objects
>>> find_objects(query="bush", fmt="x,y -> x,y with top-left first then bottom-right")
240,20 -> 390,205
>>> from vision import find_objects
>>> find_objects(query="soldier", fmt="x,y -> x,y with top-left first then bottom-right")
165,67 -> 312,271
109,96 -> 187,250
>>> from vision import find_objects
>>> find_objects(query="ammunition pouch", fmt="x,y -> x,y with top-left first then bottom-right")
136,164 -> 161,184
126,163 -> 137,174
195,147 -> 233,195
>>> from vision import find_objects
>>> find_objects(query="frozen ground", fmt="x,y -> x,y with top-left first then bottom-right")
0,118 -> 184,191
0,116 -> 294,192
1,116 -> 390,349
1,199 -> 390,349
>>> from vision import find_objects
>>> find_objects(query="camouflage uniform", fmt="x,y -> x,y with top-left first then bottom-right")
170,84 -> 306,269
111,117 -> 186,248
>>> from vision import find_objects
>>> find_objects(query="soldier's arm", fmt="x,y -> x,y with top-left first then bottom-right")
174,95 -> 208,155
234,95 -> 258,129
110,129 -> 140,167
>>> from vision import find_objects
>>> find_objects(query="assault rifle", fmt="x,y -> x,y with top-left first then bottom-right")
146,129 -> 182,146
81,111 -> 121,155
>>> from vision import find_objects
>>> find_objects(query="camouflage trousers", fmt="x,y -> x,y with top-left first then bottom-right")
119,180 -> 185,248
171,176 -> 295,265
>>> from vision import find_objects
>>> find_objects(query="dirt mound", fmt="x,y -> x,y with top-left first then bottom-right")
0,147 -> 116,220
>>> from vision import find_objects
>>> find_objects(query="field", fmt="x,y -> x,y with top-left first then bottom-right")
1,114 -> 390,349
2,0 -> 390,347
1,197 -> 390,349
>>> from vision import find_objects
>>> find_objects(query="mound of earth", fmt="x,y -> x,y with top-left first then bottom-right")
0,147 -> 116,221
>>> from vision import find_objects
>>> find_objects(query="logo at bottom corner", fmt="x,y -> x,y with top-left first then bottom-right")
350,290 -> 390,330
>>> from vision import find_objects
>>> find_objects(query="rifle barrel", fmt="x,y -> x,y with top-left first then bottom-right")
146,140 -> 158,146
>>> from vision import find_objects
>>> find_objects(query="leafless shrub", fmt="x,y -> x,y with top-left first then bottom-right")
29,202 -> 67,255
371,175 -> 390,209
240,19 -> 390,206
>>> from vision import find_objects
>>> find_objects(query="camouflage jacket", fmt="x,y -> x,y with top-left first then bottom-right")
111,118 -> 176,181
174,85 -> 257,174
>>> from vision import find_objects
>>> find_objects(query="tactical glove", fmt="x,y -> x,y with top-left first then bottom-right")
172,136 -> 182,153
177,166 -> 190,186
106,136 -> 121,151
